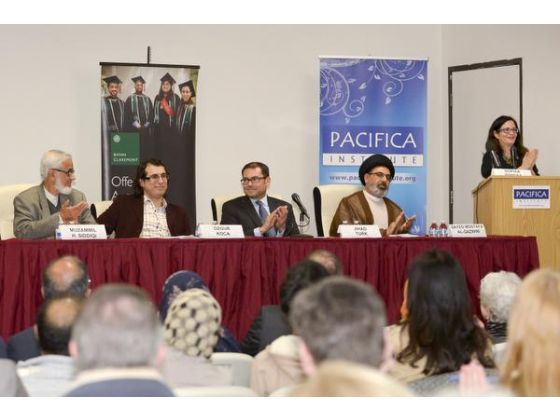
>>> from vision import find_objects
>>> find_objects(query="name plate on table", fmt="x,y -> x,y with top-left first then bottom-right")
197,224 -> 244,238
448,224 -> 486,238
491,168 -> 531,177
56,224 -> 107,240
338,224 -> 381,238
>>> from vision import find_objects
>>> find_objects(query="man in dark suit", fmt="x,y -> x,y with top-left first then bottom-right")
7,255 -> 91,362
96,159 -> 192,238
220,162 -> 299,237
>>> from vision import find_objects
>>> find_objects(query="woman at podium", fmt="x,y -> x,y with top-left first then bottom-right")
481,115 -> 539,178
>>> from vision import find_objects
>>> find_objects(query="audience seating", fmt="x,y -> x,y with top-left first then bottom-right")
312,184 -> 362,236
210,352 -> 253,387
0,183 -> 34,239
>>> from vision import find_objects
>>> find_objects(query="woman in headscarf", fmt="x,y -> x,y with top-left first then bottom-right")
159,270 -> 241,353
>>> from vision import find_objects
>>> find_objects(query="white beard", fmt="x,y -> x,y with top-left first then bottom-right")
55,178 -> 73,195
370,185 -> 388,198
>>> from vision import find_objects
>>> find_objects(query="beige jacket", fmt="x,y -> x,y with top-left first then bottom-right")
250,335 -> 303,396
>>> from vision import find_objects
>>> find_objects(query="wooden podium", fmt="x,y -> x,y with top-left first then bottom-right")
473,176 -> 560,269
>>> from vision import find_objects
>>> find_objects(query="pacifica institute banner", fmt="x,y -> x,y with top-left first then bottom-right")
319,57 -> 427,234
100,62 -> 199,228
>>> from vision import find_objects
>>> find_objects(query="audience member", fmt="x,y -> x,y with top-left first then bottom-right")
64,284 -> 173,397
287,277 -> 405,396
96,159 -> 192,238
0,360 -> 28,397
387,250 -> 494,384
220,162 -> 299,237
479,271 -> 521,344
17,296 -> 83,396
241,260 -> 329,356
159,289 -> 232,388
13,150 -> 95,239
159,270 -> 240,353
306,249 -> 343,275
501,269 -> 560,396
248,261 -> 330,395
329,154 -> 415,236
7,255 -> 91,362
290,360 -> 412,397
0,336 -> 6,358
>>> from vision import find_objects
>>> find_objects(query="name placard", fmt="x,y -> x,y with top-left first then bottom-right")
448,224 -> 487,238
338,224 -> 382,238
491,168 -> 531,177
197,224 -> 244,238
56,224 -> 107,240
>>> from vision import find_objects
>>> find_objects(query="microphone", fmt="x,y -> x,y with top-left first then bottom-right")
291,193 -> 310,221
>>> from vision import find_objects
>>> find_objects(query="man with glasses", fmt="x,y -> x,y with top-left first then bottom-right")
329,154 -> 414,237
13,150 -> 96,239
220,162 -> 299,237
96,158 -> 192,238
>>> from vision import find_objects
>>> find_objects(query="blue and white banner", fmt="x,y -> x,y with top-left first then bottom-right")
319,57 -> 428,233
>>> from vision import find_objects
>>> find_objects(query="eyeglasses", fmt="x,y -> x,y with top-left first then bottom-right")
240,176 -> 267,185
368,172 -> 392,181
498,128 -> 519,134
143,173 -> 170,181
52,168 -> 75,177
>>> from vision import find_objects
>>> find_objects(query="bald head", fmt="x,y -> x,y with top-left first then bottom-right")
42,255 -> 90,300
37,296 -> 83,355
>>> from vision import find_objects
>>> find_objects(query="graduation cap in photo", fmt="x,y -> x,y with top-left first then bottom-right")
160,73 -> 176,84
178,80 -> 196,97
103,75 -> 122,85
131,76 -> 146,84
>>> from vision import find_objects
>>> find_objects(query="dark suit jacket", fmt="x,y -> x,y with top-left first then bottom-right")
220,196 -> 299,237
240,305 -> 291,356
7,327 -> 40,362
96,194 -> 192,238
0,337 -> 7,358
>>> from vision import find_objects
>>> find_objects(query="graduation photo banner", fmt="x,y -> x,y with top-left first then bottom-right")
319,57 -> 428,234
100,62 -> 199,227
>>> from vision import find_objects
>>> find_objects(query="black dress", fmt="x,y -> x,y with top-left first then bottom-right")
481,150 -> 540,178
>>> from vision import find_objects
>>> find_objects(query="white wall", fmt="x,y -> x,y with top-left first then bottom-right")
442,25 -> 560,215
0,25 -> 445,234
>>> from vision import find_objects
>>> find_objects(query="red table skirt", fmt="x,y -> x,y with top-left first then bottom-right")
0,236 -> 539,341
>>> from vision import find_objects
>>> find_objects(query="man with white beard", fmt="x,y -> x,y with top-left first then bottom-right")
13,149 -> 95,239
329,154 -> 415,237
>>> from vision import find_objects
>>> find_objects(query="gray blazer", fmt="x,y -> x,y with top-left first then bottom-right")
13,184 -> 95,239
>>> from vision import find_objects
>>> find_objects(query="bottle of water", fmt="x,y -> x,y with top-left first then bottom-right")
428,221 -> 438,237
439,221 -> 448,237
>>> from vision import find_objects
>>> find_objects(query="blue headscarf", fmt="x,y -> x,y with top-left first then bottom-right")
159,270 -> 241,353
159,270 -> 209,322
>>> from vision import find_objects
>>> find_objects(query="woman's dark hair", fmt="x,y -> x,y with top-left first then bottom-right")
485,115 -> 528,158
397,249 -> 494,375
133,158 -> 169,197
279,260 -> 329,315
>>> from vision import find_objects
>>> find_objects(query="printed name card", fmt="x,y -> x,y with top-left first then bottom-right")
338,224 -> 382,238
197,224 -> 245,238
56,224 -> 107,240
491,168 -> 531,177
448,224 -> 487,238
